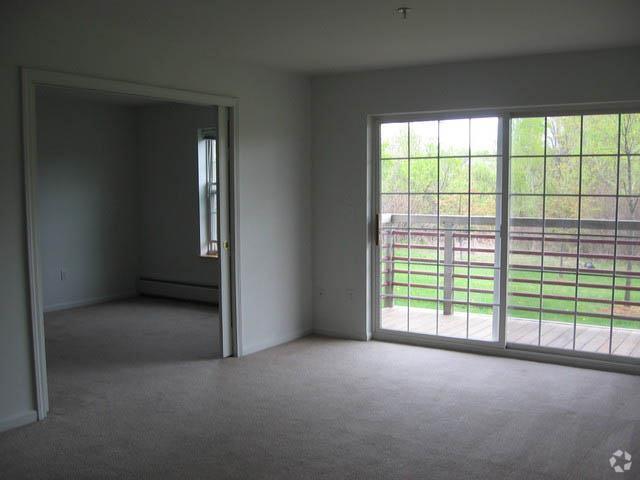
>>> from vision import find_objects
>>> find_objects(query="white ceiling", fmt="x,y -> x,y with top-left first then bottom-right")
5,0 -> 640,74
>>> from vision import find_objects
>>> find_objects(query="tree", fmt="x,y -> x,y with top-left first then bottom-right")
619,114 -> 640,300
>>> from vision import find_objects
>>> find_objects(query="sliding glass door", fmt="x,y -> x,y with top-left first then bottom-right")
375,110 -> 640,361
507,113 -> 640,358
377,115 -> 504,343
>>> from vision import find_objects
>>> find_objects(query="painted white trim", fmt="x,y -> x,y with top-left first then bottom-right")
217,107 -> 233,357
22,69 -> 49,421
0,410 -> 38,433
370,101 -> 640,124
21,67 -> 242,421
229,107 -> 244,356
374,330 -> 640,375
44,292 -> 138,313
138,279 -> 218,304
241,328 -> 313,356
23,69 -> 237,107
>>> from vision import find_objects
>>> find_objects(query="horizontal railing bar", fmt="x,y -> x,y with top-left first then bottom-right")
385,230 -> 640,246
385,280 -> 640,307
387,230 -> 496,238
507,277 -> 640,292
508,291 -> 640,307
509,250 -> 640,261
381,294 -> 496,309
391,256 -> 494,267
384,259 -> 640,279
381,297 -> 640,322
385,214 -> 640,231
508,230 -> 640,240
508,263 -> 640,277
387,228 -> 639,237
391,243 -> 437,251
388,242 -> 640,261
389,269 -> 640,292
385,228 -> 640,240
391,269 -> 495,281
507,305 -> 640,322
393,243 -> 495,254
389,214 -> 496,226
386,282 -> 491,295
385,257 -> 640,274
511,236 -> 640,246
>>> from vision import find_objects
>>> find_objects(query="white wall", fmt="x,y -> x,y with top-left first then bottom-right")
137,103 -> 219,290
0,6 -> 311,428
311,47 -> 640,340
37,94 -> 139,312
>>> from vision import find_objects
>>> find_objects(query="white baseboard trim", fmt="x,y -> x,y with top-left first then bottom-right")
313,327 -> 368,341
0,410 -> 38,433
44,292 -> 137,313
138,278 -> 218,304
242,327 -> 313,356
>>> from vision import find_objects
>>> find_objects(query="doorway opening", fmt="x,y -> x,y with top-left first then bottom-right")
22,69 -> 240,420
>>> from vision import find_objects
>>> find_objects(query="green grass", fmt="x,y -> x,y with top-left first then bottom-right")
382,245 -> 640,330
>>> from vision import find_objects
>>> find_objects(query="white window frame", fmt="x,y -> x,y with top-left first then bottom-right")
198,128 -> 218,258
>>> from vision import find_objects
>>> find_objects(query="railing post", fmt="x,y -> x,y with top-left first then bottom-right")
443,226 -> 454,315
383,228 -> 395,308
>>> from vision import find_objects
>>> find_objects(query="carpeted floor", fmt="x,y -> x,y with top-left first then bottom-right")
0,297 -> 639,479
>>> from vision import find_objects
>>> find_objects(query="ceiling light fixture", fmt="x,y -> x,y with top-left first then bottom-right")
395,6 -> 411,19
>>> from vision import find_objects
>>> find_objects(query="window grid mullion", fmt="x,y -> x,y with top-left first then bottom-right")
407,123 -> 411,332
609,114 -> 623,354
572,116 -> 584,350
436,121 -> 441,336
498,115 -> 509,345
466,119 -> 471,339
538,117 -> 548,346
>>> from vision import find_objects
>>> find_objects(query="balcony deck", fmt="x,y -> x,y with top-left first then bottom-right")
380,306 -> 640,358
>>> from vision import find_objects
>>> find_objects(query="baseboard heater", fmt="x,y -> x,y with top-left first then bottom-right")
138,277 -> 218,304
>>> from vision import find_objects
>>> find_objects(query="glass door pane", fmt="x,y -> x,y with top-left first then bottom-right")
507,113 -> 640,359
378,116 -> 503,342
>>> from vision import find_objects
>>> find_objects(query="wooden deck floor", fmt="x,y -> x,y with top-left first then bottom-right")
381,306 -> 640,358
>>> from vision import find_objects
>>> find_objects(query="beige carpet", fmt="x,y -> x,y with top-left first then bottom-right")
0,297 -> 639,479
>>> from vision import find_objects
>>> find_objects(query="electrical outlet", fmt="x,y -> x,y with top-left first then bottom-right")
318,288 -> 326,298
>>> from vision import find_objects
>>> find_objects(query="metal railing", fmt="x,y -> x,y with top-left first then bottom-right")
380,214 -> 640,323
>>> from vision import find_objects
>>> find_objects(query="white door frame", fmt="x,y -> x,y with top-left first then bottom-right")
370,109 -> 507,350
21,68 -> 242,420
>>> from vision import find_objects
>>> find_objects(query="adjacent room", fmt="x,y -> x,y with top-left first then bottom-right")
34,85 -> 230,418
1,1 -> 639,479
